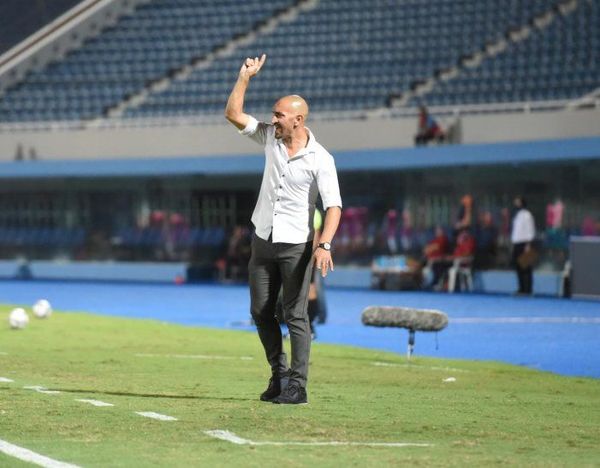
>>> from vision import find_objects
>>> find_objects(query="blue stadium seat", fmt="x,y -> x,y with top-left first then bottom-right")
1,0 -> 598,120
0,0 -> 296,122
423,1 -> 600,106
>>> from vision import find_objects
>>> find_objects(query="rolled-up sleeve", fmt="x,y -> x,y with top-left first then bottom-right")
239,116 -> 269,146
317,153 -> 342,210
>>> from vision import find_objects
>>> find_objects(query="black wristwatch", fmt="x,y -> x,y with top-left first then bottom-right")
318,242 -> 331,251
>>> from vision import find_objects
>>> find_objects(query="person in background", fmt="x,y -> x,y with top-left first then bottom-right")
455,194 -> 474,234
581,215 -> 599,236
511,196 -> 536,295
452,228 -> 476,259
423,225 -> 449,288
225,225 -> 251,281
431,228 -> 476,291
415,105 -> 445,146
382,209 -> 398,255
475,210 -> 498,269
307,208 -> 327,338
399,207 -> 414,253
279,208 -> 327,340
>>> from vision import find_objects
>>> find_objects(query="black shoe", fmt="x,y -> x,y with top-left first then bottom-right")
272,383 -> 307,405
260,375 -> 281,402
260,372 -> 289,402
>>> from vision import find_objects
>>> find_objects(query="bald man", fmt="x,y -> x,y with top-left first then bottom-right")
225,54 -> 342,404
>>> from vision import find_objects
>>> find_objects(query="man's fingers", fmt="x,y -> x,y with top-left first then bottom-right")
321,259 -> 333,277
319,257 -> 333,277
242,54 -> 266,75
313,251 -> 334,277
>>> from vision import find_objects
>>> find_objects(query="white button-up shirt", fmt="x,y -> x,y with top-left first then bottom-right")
511,208 -> 536,243
240,116 -> 342,244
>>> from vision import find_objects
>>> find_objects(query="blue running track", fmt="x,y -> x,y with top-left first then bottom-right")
1,280 -> 598,378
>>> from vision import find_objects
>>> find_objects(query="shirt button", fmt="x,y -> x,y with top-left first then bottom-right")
282,174 -> 285,177
279,185 -> 282,188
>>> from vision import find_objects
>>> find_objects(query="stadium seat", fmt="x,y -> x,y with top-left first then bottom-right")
1,0 -> 598,120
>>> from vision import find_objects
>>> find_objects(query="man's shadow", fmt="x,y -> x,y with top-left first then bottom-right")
53,387 -> 252,402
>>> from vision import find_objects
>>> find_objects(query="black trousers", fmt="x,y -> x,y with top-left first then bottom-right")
248,234 -> 313,388
512,242 -> 533,294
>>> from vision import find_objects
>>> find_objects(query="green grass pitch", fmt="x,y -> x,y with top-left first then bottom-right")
1,304 -> 599,467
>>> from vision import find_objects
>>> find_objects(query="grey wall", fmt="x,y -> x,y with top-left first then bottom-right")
1,108 -> 599,161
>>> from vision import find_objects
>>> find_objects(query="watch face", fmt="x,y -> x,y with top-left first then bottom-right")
322,242 -> 331,250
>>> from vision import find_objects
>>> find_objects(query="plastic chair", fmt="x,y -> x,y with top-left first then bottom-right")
447,256 -> 474,293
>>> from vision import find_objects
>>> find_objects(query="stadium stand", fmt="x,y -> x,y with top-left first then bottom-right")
127,0 -> 562,117
0,0 -> 296,122
2,0 -> 596,122
419,0 -> 600,106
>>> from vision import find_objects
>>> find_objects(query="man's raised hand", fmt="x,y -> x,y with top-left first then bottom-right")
239,54 -> 266,79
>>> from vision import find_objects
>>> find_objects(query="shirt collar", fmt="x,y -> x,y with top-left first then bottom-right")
305,127 -> 317,152
276,127 -> 316,160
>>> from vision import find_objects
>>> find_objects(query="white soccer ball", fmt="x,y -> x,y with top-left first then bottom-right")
33,299 -> 52,319
9,308 -> 29,329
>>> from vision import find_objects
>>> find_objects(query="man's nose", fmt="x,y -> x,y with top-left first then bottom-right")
271,115 -> 278,124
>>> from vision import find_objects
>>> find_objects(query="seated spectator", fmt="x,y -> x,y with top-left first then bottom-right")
423,226 -> 450,288
452,229 -> 476,259
415,105 -> 445,146
432,229 -> 476,291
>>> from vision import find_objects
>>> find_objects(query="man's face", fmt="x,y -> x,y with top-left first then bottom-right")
271,100 -> 298,140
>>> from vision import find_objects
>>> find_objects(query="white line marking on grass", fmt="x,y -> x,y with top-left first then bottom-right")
75,399 -> 114,407
453,316 -> 600,324
0,438 -> 81,468
23,385 -> 61,395
204,430 -> 432,448
136,411 -> 177,421
0,351 -> 8,355
372,362 -> 470,373
0,377 -> 14,382
135,353 -> 253,361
